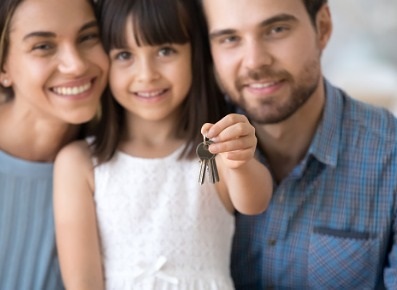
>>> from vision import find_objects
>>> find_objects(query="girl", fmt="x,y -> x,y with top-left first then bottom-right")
0,0 -> 108,289
54,0 -> 272,289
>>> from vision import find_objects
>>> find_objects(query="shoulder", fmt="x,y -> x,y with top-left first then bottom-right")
54,140 -> 93,181
54,140 -> 95,196
55,140 -> 92,166
342,93 -> 397,143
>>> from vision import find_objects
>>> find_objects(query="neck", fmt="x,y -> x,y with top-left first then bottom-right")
0,103 -> 80,162
119,112 -> 185,158
255,81 -> 326,182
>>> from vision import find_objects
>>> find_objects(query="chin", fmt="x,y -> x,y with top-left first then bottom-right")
66,110 -> 98,125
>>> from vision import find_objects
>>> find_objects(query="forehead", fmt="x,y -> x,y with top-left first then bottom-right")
202,0 -> 308,32
9,0 -> 95,38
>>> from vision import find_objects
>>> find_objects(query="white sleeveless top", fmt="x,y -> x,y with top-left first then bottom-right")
94,146 -> 235,290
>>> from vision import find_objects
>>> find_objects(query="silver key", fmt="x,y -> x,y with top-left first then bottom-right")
196,137 -> 219,184
209,154 -> 219,183
196,142 -> 213,184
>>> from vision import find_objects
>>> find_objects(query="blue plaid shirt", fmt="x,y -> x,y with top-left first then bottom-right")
231,80 -> 397,289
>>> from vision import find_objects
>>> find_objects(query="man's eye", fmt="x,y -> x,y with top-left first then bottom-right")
223,36 -> 239,44
271,26 -> 287,33
216,35 -> 240,47
261,24 -> 292,40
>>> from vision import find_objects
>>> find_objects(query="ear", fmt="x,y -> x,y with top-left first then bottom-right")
0,60 -> 12,87
316,4 -> 332,50
0,72 -> 12,87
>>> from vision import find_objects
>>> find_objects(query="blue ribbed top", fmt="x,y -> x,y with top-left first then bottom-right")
0,150 -> 64,290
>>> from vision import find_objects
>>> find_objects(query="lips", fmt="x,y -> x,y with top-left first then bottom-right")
51,81 -> 93,96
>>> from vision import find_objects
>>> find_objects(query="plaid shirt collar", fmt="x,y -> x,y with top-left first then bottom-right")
248,79 -> 343,180
308,79 -> 342,168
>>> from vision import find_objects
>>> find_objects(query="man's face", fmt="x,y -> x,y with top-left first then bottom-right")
202,0 -> 331,124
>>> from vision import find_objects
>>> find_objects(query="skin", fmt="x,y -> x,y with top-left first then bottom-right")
0,0 -> 109,162
54,13 -> 272,290
109,16 -> 193,128
202,0 -> 332,182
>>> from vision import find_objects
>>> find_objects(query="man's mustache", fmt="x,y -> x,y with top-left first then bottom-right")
236,67 -> 291,90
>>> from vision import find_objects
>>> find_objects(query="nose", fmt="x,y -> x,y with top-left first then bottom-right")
58,45 -> 88,76
135,58 -> 160,83
242,39 -> 273,71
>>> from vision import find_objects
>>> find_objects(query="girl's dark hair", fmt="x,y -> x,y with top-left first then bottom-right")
92,0 -> 228,163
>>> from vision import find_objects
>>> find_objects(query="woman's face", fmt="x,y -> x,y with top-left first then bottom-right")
0,0 -> 109,125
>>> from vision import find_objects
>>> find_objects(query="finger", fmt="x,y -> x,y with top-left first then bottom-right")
223,149 -> 255,162
206,114 -> 250,140
208,135 -> 257,154
210,121 -> 255,145
201,123 -> 214,136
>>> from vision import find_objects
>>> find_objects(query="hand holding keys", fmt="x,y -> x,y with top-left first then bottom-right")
197,113 -> 257,185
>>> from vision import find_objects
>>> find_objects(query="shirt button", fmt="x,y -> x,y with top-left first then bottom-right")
268,239 -> 277,246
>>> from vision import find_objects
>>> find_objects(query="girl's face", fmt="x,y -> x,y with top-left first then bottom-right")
109,18 -> 192,124
0,0 -> 109,125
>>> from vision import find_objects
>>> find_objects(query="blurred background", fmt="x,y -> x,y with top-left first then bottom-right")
323,0 -> 397,115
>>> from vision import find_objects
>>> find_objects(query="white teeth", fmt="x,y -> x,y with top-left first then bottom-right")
249,82 -> 276,89
53,82 -> 91,96
136,90 -> 165,98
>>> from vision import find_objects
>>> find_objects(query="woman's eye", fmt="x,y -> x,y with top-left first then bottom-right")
32,43 -> 53,51
80,33 -> 100,43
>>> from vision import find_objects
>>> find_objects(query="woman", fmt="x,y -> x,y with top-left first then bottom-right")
0,0 -> 108,289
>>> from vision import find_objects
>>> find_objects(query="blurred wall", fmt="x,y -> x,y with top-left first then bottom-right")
322,1 -> 397,114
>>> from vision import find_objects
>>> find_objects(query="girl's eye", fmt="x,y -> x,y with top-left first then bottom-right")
158,47 -> 176,57
114,51 -> 132,61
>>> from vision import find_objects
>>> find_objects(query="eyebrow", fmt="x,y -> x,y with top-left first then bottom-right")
209,13 -> 297,40
23,20 -> 98,41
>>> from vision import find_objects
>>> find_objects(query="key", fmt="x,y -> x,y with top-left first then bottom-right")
196,142 -> 213,184
196,137 -> 220,184
204,137 -> 220,183
209,155 -> 220,183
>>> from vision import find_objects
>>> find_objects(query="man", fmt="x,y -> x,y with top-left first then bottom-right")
198,0 -> 397,288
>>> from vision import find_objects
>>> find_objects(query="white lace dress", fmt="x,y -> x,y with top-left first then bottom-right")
94,146 -> 235,290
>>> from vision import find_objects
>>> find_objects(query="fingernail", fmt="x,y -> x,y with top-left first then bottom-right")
210,136 -> 219,143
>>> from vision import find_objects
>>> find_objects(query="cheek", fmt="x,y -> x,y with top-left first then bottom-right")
274,36 -> 318,75
91,49 -> 110,73
181,65 -> 192,94
11,62 -> 50,91
109,67 -> 127,94
212,48 -> 236,82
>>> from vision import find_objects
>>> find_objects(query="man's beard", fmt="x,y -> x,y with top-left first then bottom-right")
223,58 -> 321,125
